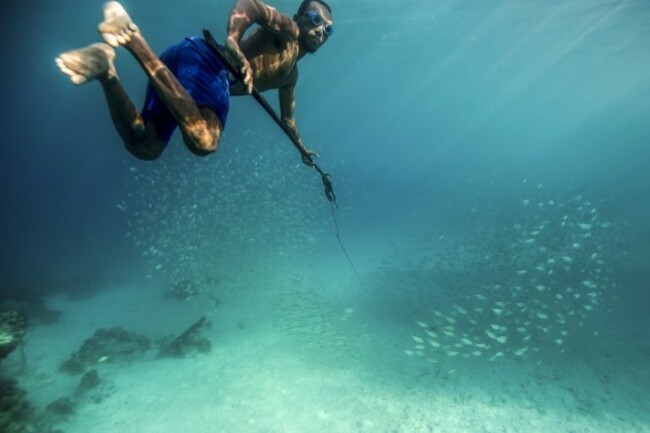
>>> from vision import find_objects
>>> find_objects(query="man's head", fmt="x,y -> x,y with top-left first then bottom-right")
294,0 -> 333,54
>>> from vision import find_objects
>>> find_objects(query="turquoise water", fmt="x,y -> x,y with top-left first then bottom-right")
1,0 -> 649,432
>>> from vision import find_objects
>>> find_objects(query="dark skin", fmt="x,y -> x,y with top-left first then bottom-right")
55,0 -> 333,163
226,0 -> 333,164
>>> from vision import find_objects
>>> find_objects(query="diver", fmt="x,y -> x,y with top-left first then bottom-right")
55,0 -> 333,165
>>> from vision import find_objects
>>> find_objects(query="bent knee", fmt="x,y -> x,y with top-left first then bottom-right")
184,128 -> 222,157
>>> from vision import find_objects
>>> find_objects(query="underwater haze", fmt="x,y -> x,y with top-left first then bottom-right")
1,0 -> 649,432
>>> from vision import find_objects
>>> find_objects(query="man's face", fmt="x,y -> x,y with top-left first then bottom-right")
298,2 -> 333,54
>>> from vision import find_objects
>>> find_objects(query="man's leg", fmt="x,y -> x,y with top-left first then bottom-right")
56,43 -> 166,160
98,1 -> 223,156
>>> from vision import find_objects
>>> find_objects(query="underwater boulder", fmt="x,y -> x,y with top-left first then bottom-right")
45,396 -> 76,418
157,316 -> 211,358
60,326 -> 151,374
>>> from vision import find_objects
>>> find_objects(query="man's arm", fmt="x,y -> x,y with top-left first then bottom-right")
226,0 -> 298,93
279,79 -> 317,166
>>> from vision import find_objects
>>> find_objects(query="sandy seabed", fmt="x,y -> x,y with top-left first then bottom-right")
6,260 -> 650,433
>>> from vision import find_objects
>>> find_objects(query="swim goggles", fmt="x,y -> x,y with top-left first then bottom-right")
304,10 -> 333,36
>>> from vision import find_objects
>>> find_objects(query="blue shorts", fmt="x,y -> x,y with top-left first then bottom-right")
141,36 -> 231,144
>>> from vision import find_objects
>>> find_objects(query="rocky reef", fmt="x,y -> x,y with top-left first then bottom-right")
0,310 -> 61,433
0,311 -> 27,361
157,316 -> 211,358
60,326 -> 152,375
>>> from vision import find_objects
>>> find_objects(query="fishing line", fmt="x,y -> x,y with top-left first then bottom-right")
203,30 -> 363,284
329,200 -> 364,285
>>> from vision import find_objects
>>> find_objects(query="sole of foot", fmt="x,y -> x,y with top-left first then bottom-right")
55,43 -> 116,85
98,1 -> 140,48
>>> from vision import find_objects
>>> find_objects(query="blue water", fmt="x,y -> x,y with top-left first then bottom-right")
1,0 -> 649,432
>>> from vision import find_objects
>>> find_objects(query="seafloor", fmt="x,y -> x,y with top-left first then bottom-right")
4,246 -> 649,433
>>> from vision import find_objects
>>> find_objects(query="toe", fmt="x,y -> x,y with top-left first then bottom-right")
55,56 -> 74,75
104,33 -> 119,47
71,74 -> 87,85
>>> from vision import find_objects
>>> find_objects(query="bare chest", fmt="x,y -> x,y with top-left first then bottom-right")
236,32 -> 299,93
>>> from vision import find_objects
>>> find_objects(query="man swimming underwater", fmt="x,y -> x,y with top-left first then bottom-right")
56,0 -> 333,164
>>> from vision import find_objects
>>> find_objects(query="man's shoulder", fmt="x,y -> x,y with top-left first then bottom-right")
257,1 -> 299,40
274,16 -> 299,41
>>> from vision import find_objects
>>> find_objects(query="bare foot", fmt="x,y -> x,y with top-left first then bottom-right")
98,1 -> 140,48
55,43 -> 116,85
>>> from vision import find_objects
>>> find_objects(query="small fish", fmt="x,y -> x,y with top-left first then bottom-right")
488,352 -> 504,361
514,347 -> 528,356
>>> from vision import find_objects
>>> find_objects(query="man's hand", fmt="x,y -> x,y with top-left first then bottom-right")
238,60 -> 254,94
301,148 -> 319,166
225,36 -> 254,93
